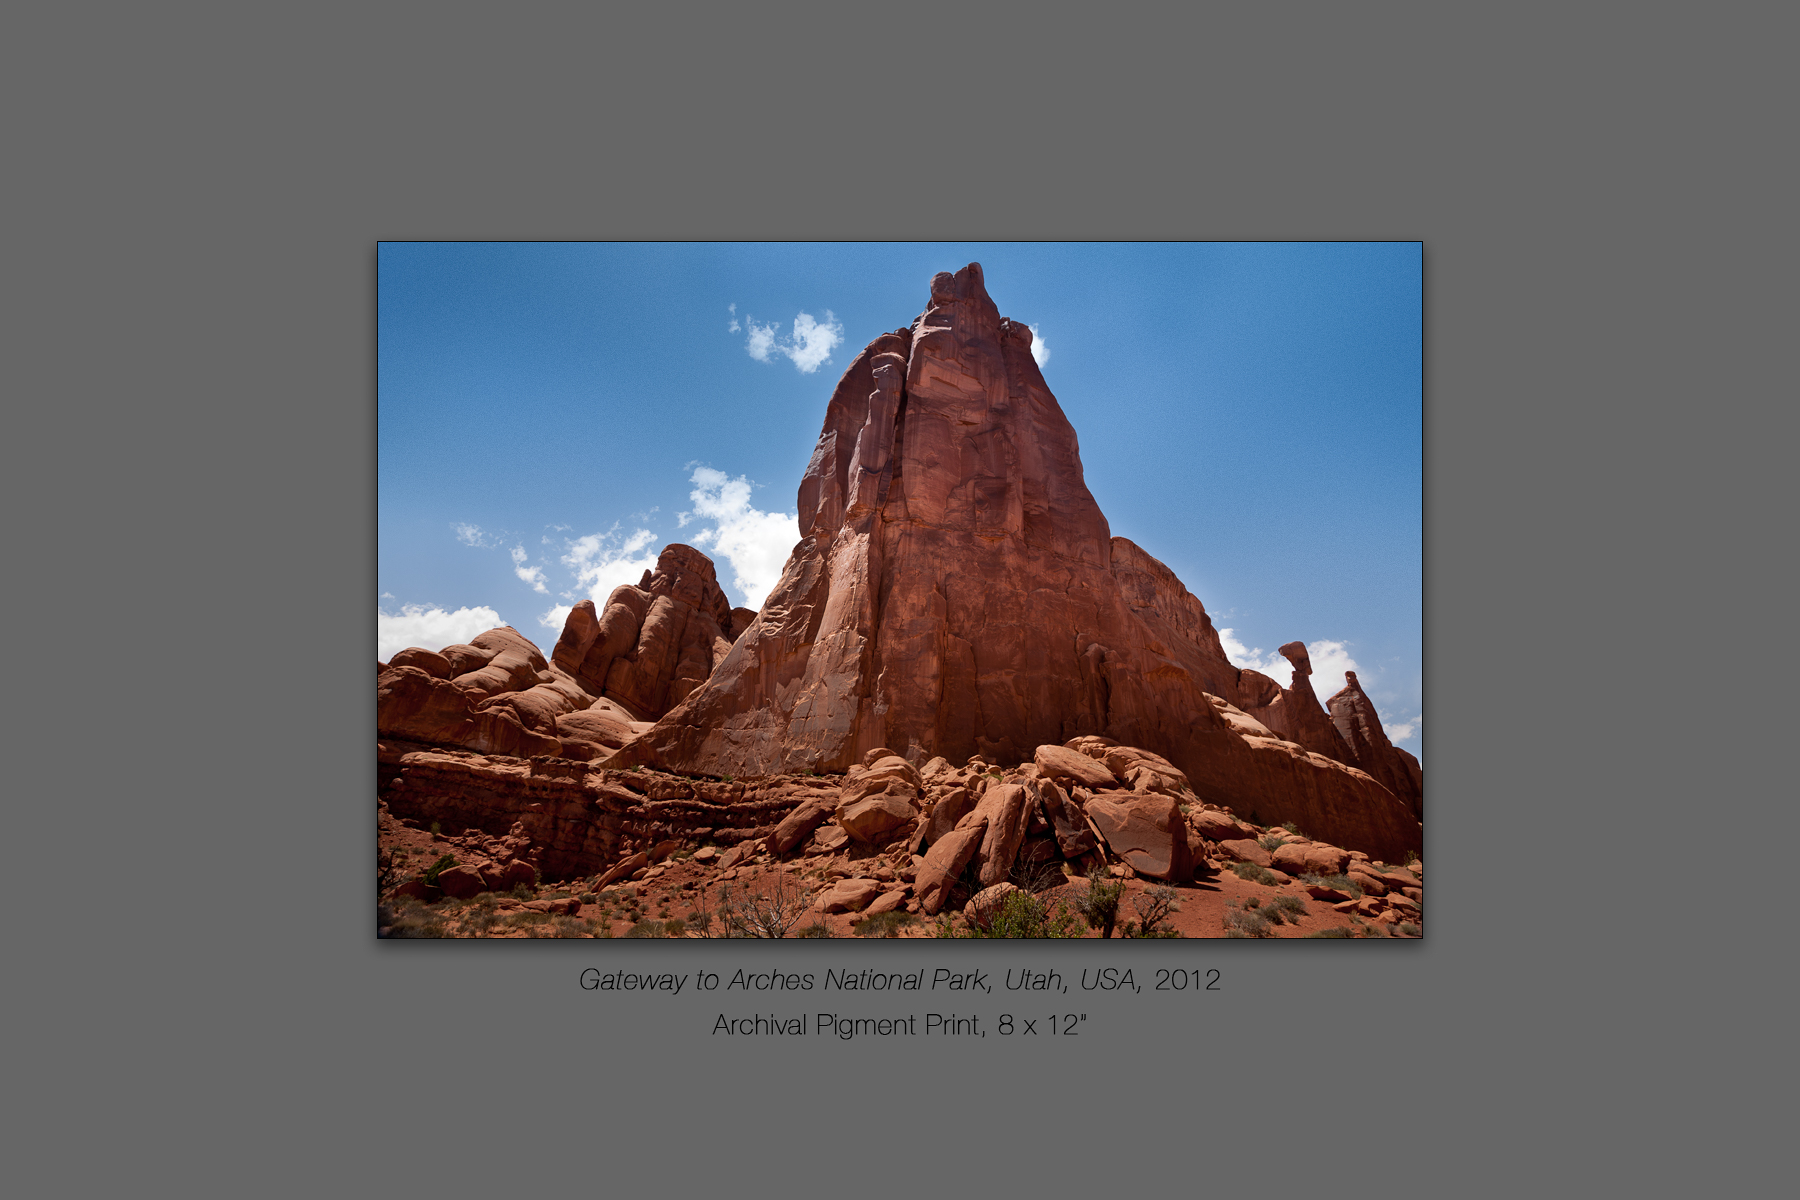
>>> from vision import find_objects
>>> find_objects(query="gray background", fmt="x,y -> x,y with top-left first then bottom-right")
8,3 -> 1787,1195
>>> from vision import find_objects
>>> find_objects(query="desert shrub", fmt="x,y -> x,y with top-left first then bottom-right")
428,821 -> 441,836
1403,849 -> 1420,866
1008,852 -> 1068,894
1257,834 -> 1286,852
854,911 -> 920,938
422,854 -> 456,886
938,892 -> 1080,939
662,918 -> 687,938
1123,885 -> 1182,938
378,848 -> 402,892
1397,921 -> 1421,937
1305,926 -> 1355,938
716,876 -> 814,939
385,909 -> 448,938
510,883 -> 534,899
507,910 -> 550,926
465,909 -> 502,934
1280,821 -> 1301,835
1074,868 -> 1126,939
1229,862 -> 1279,885
578,893 -> 596,905
795,921 -> 832,938
1262,895 -> 1308,926
625,920 -> 666,938
1223,906 -> 1272,938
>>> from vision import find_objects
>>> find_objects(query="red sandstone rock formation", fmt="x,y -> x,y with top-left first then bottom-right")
378,544 -> 743,762
607,263 -> 1420,860
1326,671 -> 1424,820
1238,642 -> 1355,763
550,543 -> 742,720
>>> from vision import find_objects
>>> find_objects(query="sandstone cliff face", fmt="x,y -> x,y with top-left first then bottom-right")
606,264 -> 1420,860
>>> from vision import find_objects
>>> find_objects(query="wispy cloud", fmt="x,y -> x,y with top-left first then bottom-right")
560,524 -> 660,605
378,603 -> 504,661
740,309 -> 844,373
1028,322 -> 1050,367
1384,715 -> 1421,744
511,545 -> 549,594
679,466 -> 798,609
1219,631 -> 1362,701
727,302 -> 740,333
453,522 -> 503,549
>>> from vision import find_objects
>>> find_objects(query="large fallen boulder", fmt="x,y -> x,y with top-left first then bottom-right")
916,819 -> 987,915
1085,793 -> 1194,882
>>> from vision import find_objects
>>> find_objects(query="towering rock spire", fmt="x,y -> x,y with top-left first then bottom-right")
608,264 -> 1419,859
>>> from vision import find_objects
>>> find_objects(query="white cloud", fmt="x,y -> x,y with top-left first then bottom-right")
727,302 -> 740,333
378,603 -> 504,662
540,603 -> 573,631
1219,628 -> 1290,683
1384,715 -> 1421,744
1304,640 -> 1361,700
453,522 -> 502,549
1219,631 -> 1362,701
680,466 -> 798,609
742,309 -> 844,373
560,524 -> 660,604
1029,322 -> 1050,367
511,545 -> 549,594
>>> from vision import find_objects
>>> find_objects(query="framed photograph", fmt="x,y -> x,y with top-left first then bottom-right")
378,243 -> 1421,939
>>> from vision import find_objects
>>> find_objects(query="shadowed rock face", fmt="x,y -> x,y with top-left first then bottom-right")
549,543 -> 741,721
1327,671 -> 1424,821
606,263 -> 1420,859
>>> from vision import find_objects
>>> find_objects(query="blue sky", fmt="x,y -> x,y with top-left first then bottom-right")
379,243 -> 1422,757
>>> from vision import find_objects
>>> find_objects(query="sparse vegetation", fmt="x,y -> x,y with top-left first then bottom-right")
1396,921 -> 1420,937
1280,821 -> 1301,835
854,911 -> 919,938
1073,868 -> 1125,939
1257,833 -> 1286,852
1304,926 -> 1355,938
796,921 -> 831,938
938,891 -> 1081,939
625,919 -> 667,937
1223,904 -> 1271,938
422,854 -> 456,887
1123,885 -> 1181,938
1229,862 -> 1280,886
1260,895 -> 1307,925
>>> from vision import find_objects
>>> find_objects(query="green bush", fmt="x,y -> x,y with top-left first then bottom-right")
939,891 -> 1081,939
422,854 -> 456,886
1074,868 -> 1126,938
1229,862 -> 1279,886
1261,895 -> 1307,926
